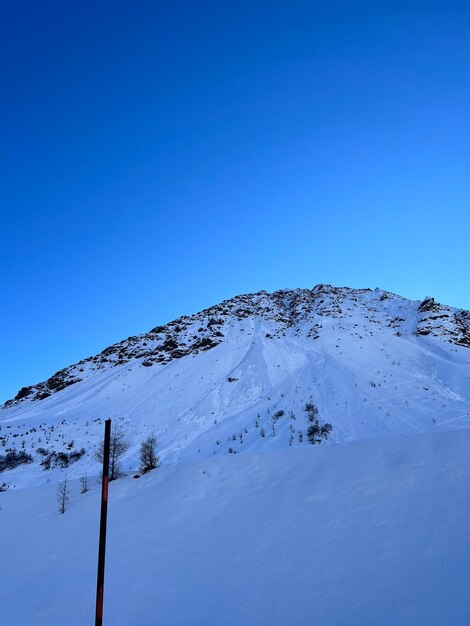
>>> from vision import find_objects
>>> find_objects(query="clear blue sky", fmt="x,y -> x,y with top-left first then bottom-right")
1,1 -> 469,402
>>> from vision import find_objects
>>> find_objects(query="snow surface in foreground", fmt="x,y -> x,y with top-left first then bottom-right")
2,429 -> 470,625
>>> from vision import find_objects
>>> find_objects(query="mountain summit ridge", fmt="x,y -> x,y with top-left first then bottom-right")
3,284 -> 469,409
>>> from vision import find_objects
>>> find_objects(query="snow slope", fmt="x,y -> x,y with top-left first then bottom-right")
1,285 -> 469,488
1,430 -> 470,625
1,284 -> 470,625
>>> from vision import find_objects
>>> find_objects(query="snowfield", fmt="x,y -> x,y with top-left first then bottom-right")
2,430 -> 470,625
1,285 -> 470,624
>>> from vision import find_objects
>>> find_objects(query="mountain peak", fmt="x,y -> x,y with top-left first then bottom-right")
2,285 -> 469,411
1,284 -> 470,492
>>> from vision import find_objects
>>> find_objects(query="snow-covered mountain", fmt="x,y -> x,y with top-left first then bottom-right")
2,284 -> 470,625
1,284 -> 470,488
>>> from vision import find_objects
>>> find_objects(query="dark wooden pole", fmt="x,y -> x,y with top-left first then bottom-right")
95,418 -> 111,626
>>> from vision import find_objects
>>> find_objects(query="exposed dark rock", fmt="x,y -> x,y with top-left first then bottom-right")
418,297 -> 440,313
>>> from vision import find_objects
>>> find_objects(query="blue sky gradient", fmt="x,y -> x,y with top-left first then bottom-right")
1,1 -> 469,401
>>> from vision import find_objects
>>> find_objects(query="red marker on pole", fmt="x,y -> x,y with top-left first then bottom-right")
95,418 -> 111,626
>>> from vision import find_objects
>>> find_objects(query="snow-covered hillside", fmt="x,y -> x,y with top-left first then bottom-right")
2,284 -> 470,625
1,284 -> 469,488
2,430 -> 470,625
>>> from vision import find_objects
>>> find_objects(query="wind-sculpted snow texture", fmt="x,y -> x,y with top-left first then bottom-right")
1,284 -> 470,489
